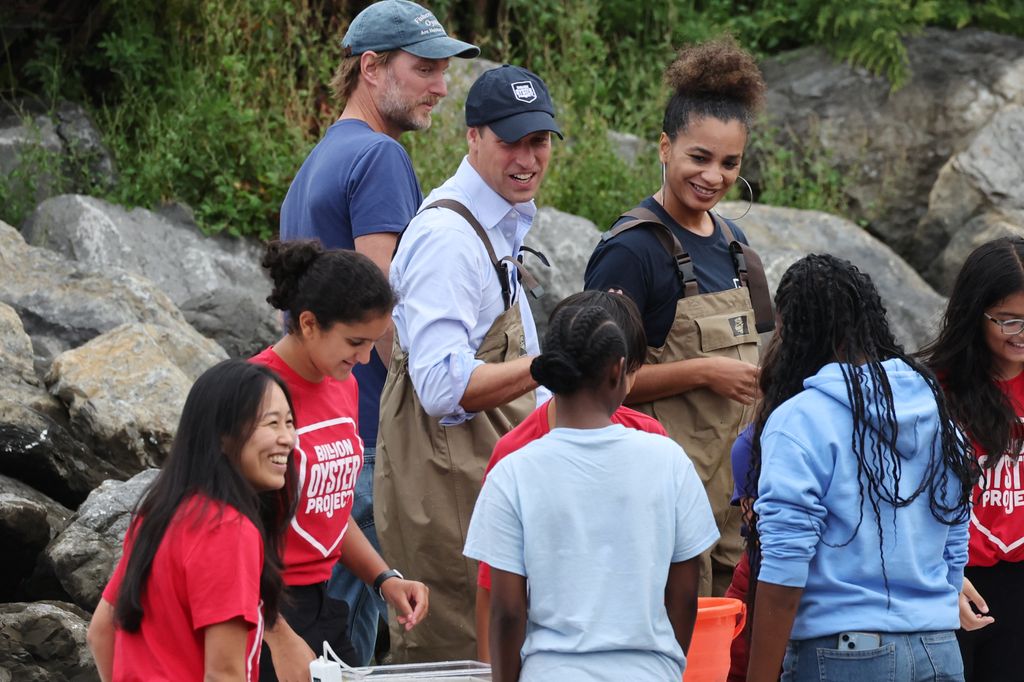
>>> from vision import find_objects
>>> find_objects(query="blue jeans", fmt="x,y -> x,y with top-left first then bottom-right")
781,631 -> 964,682
327,446 -> 386,666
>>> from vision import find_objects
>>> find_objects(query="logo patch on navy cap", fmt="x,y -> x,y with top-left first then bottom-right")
511,81 -> 537,103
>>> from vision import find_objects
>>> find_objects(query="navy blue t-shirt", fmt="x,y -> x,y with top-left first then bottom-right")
584,196 -> 749,348
280,119 -> 422,447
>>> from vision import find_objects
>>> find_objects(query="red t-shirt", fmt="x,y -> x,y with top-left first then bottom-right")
476,401 -> 667,589
102,496 -> 264,681
967,371 -> 1024,567
251,347 -> 363,584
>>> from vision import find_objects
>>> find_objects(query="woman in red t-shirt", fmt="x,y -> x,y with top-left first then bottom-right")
920,236 -> 1024,682
473,290 -> 668,661
88,359 -> 300,681
253,240 -> 428,681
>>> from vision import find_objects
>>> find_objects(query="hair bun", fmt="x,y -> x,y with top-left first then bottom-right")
664,37 -> 765,112
531,351 -> 584,395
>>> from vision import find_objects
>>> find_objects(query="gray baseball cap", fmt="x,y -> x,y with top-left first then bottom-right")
342,0 -> 480,60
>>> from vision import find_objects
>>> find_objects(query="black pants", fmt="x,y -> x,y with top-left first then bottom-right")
958,561 -> 1024,682
259,581 -> 360,681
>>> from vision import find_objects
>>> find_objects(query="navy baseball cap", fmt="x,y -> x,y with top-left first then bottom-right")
342,0 -> 479,60
465,65 -> 562,142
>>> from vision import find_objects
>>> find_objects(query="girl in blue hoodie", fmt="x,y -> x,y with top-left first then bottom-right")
745,254 -> 979,682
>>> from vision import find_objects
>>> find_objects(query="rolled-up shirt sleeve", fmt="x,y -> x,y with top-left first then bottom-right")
392,211 -> 492,424
755,429 -> 830,588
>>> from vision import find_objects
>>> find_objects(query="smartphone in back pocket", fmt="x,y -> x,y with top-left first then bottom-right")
837,632 -> 882,650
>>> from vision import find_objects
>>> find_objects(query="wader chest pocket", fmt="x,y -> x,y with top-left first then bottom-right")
695,312 -> 758,354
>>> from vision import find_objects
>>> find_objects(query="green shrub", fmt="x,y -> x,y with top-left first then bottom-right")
4,0 -> 1023,237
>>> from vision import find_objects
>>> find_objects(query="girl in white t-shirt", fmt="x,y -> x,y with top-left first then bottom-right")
464,298 -> 719,682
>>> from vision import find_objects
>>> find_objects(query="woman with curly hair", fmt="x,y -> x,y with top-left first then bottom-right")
919,237 -> 1024,682
746,254 -> 978,682
585,38 -> 772,597
252,240 -> 429,680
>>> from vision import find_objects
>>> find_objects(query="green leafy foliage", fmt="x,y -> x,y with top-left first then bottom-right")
2,0 -> 1023,235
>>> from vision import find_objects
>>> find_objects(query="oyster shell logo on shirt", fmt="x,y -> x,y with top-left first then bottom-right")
512,81 -> 538,103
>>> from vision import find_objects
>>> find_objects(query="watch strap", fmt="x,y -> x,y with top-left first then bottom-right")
373,568 -> 404,598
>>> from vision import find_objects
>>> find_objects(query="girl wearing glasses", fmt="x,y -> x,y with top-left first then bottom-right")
920,236 -> 1024,682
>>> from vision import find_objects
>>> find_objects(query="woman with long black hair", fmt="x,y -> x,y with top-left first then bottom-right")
88,359 -> 299,681
745,254 -> 978,682
920,237 -> 1024,682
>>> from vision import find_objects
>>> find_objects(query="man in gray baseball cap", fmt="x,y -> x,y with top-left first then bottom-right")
272,2 -> 477,678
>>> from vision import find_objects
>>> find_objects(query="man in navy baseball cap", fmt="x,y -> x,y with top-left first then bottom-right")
465,64 -> 562,143
377,64 -> 560,663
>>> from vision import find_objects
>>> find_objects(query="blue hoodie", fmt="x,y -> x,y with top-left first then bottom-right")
755,358 -> 968,639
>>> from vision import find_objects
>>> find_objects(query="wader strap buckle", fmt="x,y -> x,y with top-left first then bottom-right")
716,214 -> 775,334
605,206 -> 699,298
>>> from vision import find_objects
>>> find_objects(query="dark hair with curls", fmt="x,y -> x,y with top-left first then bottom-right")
919,236 -> 1024,468
746,254 -> 978,602
662,37 -> 766,139
263,239 -> 396,332
114,360 -> 299,632
531,303 -> 629,396
549,291 -> 647,374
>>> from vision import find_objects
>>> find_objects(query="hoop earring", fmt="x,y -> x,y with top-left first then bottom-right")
714,176 -> 754,221
661,162 -> 666,188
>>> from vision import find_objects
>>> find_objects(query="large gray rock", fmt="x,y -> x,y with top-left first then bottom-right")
527,208 -> 600,332
42,470 -> 158,611
0,400 -> 121,508
929,212 -> 1024,292
758,27 -> 1024,266
53,101 -> 118,190
0,601 -> 98,682
0,113 -> 63,209
0,474 -> 71,602
0,220 -> 193,375
720,201 -> 945,351
21,194 -> 276,357
47,323 -> 227,475
0,102 -> 116,221
0,301 -> 63,420
917,104 -> 1024,292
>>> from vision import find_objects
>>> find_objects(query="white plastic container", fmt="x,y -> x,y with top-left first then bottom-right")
338,660 -> 491,681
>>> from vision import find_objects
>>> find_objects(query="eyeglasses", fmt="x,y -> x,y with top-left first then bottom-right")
984,313 -> 1024,336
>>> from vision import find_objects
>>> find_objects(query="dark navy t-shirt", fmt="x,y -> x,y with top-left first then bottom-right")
280,119 -> 422,447
584,196 -> 749,348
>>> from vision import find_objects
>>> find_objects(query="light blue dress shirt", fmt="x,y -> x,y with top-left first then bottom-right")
391,157 -> 550,426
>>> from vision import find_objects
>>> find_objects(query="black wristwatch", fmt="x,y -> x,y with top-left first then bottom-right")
373,568 -> 404,599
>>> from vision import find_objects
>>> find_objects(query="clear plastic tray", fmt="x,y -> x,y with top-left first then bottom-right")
340,660 -> 491,681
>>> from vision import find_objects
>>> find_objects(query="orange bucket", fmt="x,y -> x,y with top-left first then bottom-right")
682,597 -> 747,682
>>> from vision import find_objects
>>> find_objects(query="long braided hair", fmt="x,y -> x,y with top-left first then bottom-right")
745,254 -> 978,603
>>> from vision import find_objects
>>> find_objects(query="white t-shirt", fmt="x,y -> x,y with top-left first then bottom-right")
464,423 -> 719,681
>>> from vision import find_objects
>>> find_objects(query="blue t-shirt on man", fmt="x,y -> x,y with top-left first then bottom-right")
584,197 -> 748,348
280,119 -> 422,446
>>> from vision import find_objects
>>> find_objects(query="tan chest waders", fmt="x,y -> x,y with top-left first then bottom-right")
603,206 -> 774,596
375,200 -> 540,662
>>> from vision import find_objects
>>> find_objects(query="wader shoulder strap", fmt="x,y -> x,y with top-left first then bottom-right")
423,199 -> 546,309
714,214 -> 776,334
601,206 -> 699,298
